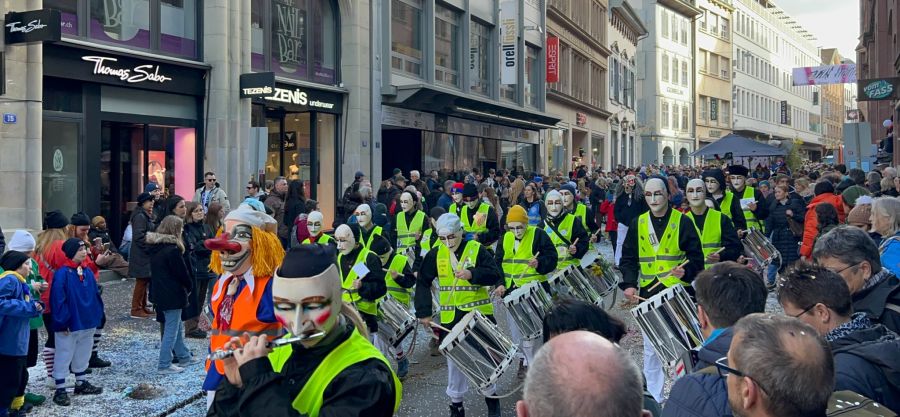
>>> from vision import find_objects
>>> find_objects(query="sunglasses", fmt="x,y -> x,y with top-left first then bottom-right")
207,178 -> 217,182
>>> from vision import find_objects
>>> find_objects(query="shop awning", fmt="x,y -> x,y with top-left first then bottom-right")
691,134 -> 786,158
384,84 -> 562,130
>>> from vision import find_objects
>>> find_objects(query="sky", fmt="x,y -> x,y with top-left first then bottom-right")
776,0 -> 861,62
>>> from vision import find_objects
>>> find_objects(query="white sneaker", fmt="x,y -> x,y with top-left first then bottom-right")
157,365 -> 185,374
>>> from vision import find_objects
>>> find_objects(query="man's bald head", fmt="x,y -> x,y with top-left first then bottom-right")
518,331 -> 644,417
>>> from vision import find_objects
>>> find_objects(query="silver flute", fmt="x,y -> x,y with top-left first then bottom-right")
207,331 -> 325,361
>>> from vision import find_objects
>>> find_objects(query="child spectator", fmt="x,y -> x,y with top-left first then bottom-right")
8,230 -> 48,409
0,250 -> 44,417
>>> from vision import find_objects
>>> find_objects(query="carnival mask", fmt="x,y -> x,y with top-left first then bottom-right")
508,222 -> 526,240
452,191 -> 463,204
211,220 -> 253,275
354,204 -> 372,228
546,190 -> 564,218
307,211 -> 323,236
686,179 -> 707,209
334,225 -> 357,256
729,175 -> 746,191
705,178 -> 721,194
436,213 -> 463,251
644,178 -> 668,216
272,264 -> 342,348
400,192 -> 414,213
465,197 -> 480,210
559,190 -> 575,208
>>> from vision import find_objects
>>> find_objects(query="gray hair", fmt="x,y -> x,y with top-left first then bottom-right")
883,166 -> 897,180
866,171 -> 882,187
812,225 -> 881,271
872,196 -> 900,235
524,341 -> 643,417
410,170 -> 420,178
732,314 -> 833,417
358,185 -> 373,199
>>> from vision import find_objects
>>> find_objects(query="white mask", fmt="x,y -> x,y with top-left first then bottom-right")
400,192 -> 414,213
436,213 -> 463,251
335,225 -> 357,255
354,204 -> 372,228
307,211 -> 323,236
508,222 -> 526,240
560,190 -> 575,208
546,190 -> 564,218
729,175 -> 746,190
644,178 -> 668,216
452,192 -> 462,203
272,264 -> 342,348
705,178 -> 721,194
466,198 -> 480,210
686,179 -> 707,209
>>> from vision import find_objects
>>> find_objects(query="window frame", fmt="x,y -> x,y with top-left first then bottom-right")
468,18 -> 493,97
434,2 -> 461,88
391,0 -> 426,79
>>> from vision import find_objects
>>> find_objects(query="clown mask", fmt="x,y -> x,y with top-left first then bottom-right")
546,190 -> 564,218
559,190 -> 575,208
624,175 -> 636,192
215,219 -> 253,275
307,211 -> 324,236
334,225 -> 357,256
644,178 -> 668,216
436,213 -> 463,252
400,192 -> 415,213
508,222 -> 526,240
705,178 -> 721,194
354,204 -> 372,228
272,264 -> 342,348
685,179 -> 707,209
729,175 -> 746,191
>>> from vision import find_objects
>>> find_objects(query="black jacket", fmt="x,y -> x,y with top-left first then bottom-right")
184,222 -> 215,280
414,242 -> 503,325
146,233 -> 193,311
853,271 -> 900,334
663,328 -> 735,417
209,322 -> 397,417
765,197 -> 805,269
710,191 -> 747,231
88,227 -> 119,254
128,209 -> 155,278
614,191 -> 648,230
338,246 -> 387,304
830,317 -> 900,413
493,228 -> 558,289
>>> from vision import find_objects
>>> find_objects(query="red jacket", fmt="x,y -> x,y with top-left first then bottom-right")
800,193 -> 846,257
598,200 -> 618,232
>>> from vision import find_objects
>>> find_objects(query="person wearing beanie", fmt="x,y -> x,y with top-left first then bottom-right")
702,168 -> 747,231
451,183 -> 501,248
800,180 -> 847,258
0,250 -> 43,417
493,205 -> 558,378
50,238 -> 104,406
558,181 -> 599,235
211,244 -> 401,416
129,191 -> 158,319
414,213 -> 503,417
841,185 -> 871,213
847,202 -> 874,231
369,235 -> 416,378
727,164 -> 769,233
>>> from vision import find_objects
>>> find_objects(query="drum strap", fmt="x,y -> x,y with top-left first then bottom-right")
546,221 -> 573,247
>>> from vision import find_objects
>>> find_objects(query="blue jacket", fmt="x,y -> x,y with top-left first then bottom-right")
0,271 -> 41,356
50,263 -> 104,333
880,233 -> 900,278
830,316 -> 900,413
662,328 -> 734,417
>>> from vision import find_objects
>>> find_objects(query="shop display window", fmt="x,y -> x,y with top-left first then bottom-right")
251,0 -> 339,84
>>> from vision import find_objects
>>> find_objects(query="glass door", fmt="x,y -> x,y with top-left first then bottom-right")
43,118 -> 82,217
101,122 -> 146,243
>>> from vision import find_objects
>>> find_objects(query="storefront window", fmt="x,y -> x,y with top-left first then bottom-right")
469,20 -> 491,96
90,0 -> 152,49
43,119 -> 82,218
391,0 -> 424,77
316,114 -> 337,225
252,1 -> 266,70
251,0 -> 339,83
46,0 -> 79,35
434,4 -> 460,87
423,134 -> 535,175
160,0 -> 197,58
271,0 -> 308,79
311,0 -> 337,83
525,45 -> 540,107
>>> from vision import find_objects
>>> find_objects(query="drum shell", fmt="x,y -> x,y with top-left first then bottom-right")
439,311 -> 519,390
377,296 -> 416,348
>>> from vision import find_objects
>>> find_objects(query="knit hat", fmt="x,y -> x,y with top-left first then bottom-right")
70,212 -> 91,226
392,168 -> 402,177
462,183 -> 479,198
354,170 -> 365,180
7,230 -> 36,252
451,182 -> 464,193
847,204 -> 873,227
62,238 -> 85,260
507,205 -> 528,224
701,169 -> 726,189
137,192 -> 154,205
44,210 -> 69,229
0,250 -> 30,272
727,165 -> 750,177
92,216 -> 106,228
814,181 -> 835,196
429,206 -> 446,221
560,182 -> 577,196
144,182 -> 160,193
534,176 -> 544,183
841,185 -> 870,207
369,236 -> 393,256
277,244 -> 337,279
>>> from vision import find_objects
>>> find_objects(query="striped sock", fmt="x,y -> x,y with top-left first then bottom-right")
74,371 -> 87,383
92,331 -> 101,354
43,347 -> 55,378
11,395 -> 24,410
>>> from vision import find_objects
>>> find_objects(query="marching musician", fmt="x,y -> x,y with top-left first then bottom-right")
334,224 -> 386,337
701,168 -> 747,231
353,204 -> 385,251
301,210 -> 335,247
618,177 -> 704,403
544,190 -> 590,269
448,182 -> 465,218
457,183 -> 501,248
414,213 -> 504,417
393,191 -> 429,256
369,236 -> 416,379
683,179 -> 742,269
210,244 -> 401,417
559,182 -> 599,237
492,205 -> 558,378
726,164 -> 768,232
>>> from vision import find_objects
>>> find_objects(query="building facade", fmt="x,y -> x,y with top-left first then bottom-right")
731,0 -> 824,161
820,48 -> 846,155
857,0 -> 900,165
694,0 -> 733,148
607,0 -> 648,169
633,0 -> 702,166
545,0 -> 611,172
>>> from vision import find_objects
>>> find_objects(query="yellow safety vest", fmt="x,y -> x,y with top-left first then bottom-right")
302,234 -> 334,245
637,210 -> 689,288
686,209 -> 723,270
339,249 -> 378,315
360,226 -> 383,250
460,203 -> 491,234
449,203 -> 462,217
436,240 -> 492,324
544,214 -> 579,268
574,203 -> 589,231
738,186 -> 762,232
268,329 -> 402,417
501,227 -> 545,288
719,191 -> 737,221
384,254 -> 411,306
396,211 -> 426,251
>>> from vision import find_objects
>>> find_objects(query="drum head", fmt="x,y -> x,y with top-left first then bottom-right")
439,311 -> 477,353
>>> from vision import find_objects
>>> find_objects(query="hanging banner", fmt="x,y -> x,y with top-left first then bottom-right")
546,36 -> 559,83
499,0 -> 518,85
792,64 -> 857,86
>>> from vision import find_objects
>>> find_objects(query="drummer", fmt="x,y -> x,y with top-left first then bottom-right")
370,236 -> 416,379
618,177 -> 704,403
334,224 -> 387,338
683,179 -> 742,269
492,205 -> 558,378
414,213 -> 504,417
393,191 -> 428,257
727,164 -> 768,233
354,204 -> 386,250
544,190 -> 590,269
559,181 -> 599,239
702,168 -> 747,232
457,183 -> 501,249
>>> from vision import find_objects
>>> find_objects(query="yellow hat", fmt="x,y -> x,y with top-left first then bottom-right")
507,205 -> 528,224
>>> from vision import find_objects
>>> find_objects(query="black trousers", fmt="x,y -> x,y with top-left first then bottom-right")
608,230 -> 618,255
26,329 -> 39,367
0,354 -> 27,410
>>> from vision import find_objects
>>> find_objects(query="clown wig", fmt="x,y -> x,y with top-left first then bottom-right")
209,226 -> 285,277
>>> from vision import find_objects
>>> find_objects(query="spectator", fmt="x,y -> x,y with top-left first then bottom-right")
598,191 -> 618,251
128,193 -> 156,319
80,215 -> 129,277
667,175 -> 684,208
520,182 -> 547,228
814,203 -> 841,240
340,171 -> 366,219
426,181 -> 445,212
879,177 -> 898,197
841,185 -> 871,216
757,180 -> 771,200
813,226 -> 900,333
800,181 -> 845,259
662,262 -> 768,417
7,231 -> 48,409
0,250 -> 43,416
193,171 -> 230,214
509,178 -> 526,211
264,176 -> 290,248
245,180 -> 267,201
205,202 -> 225,235
182,202 -> 214,339
517,331 -> 647,417
866,171 -> 883,195
283,180 -> 307,235
722,314 -> 833,417
794,177 -> 813,204
847,197 -> 874,232
426,170 -> 441,194
872,196 -> 900,276
765,185 -> 805,288
410,170 -> 430,196
146,216 -> 198,374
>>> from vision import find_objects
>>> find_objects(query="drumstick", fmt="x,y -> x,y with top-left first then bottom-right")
647,259 -> 690,292
427,322 -> 452,333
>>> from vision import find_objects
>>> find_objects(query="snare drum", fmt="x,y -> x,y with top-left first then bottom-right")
439,311 -> 520,391
548,265 -> 604,306
377,296 -> 416,348
503,282 -> 553,340
630,285 -> 704,364
742,228 -> 779,269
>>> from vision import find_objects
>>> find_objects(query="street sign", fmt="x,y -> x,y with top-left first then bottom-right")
2,113 -> 16,124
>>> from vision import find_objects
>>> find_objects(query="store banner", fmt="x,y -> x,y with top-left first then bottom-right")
792,64 -> 856,86
499,0 -> 518,85
857,77 -> 900,101
780,101 -> 791,125
546,36 -> 559,83
240,72 -> 275,98
4,9 -> 61,45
